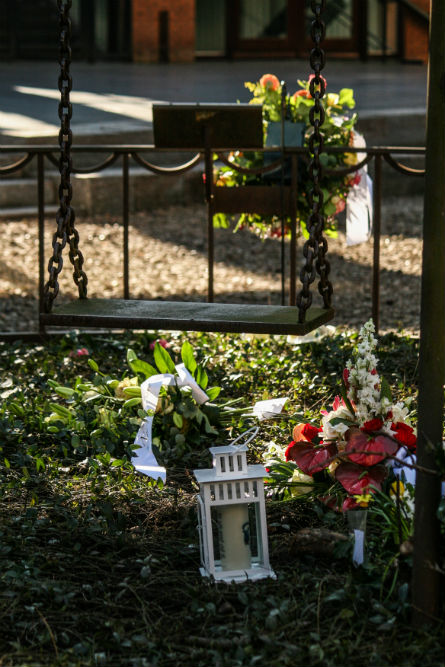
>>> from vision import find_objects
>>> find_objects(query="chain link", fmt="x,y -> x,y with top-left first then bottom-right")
297,0 -> 333,321
43,0 -> 87,312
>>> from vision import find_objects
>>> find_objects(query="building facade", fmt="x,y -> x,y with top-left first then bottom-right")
0,0 -> 429,64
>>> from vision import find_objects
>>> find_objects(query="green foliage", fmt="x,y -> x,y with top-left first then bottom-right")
0,330 -> 443,666
214,76 -> 359,239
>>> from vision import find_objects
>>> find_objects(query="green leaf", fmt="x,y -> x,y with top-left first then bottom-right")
380,376 -> 393,403
181,341 -> 197,374
340,381 -> 355,416
8,401 -> 25,417
127,348 -> 138,364
329,416 -> 355,427
213,213 -> 230,229
206,386 -> 221,401
54,386 -> 76,398
172,412 -> 183,429
200,411 -> 218,435
49,403 -> 72,419
338,87 -> 355,108
123,386 -> 141,397
175,433 -> 186,447
76,383 -> 94,392
195,365 -> 209,390
123,397 -> 142,409
129,359 -> 158,379
154,343 -> 176,374
88,358 -> 99,373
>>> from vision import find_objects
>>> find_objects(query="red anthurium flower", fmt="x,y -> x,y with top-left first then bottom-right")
284,440 -> 296,461
361,418 -> 384,434
391,422 -> 417,451
335,462 -> 387,496
342,496 -> 362,512
345,431 -> 398,467
292,422 -> 321,443
286,442 -> 336,475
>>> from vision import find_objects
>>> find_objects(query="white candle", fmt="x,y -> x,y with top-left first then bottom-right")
218,504 -> 251,571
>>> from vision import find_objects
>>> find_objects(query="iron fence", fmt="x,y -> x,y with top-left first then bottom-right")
0,143 -> 425,339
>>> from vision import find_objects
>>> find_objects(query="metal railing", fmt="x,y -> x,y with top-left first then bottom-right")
0,143 -> 425,338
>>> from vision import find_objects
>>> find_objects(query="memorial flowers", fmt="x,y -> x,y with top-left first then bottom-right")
214,73 -> 359,239
265,320 -> 416,510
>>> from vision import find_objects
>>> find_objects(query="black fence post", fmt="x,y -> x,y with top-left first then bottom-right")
372,154 -> 382,333
412,0 -> 445,624
159,10 -> 169,62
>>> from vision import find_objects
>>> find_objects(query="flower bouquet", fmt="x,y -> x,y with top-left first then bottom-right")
47,340 -> 246,476
214,73 -> 360,239
264,320 -> 416,511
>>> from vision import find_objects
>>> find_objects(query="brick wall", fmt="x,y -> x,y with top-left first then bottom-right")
403,0 -> 429,63
132,0 -> 195,63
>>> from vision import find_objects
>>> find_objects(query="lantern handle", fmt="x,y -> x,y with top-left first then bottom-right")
230,426 -> 260,450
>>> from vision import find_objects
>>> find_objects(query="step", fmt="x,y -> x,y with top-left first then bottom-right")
0,165 -> 204,216
0,204 -> 58,219
0,177 -> 55,208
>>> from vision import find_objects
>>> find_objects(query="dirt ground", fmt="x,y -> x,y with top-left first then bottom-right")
0,196 -> 422,335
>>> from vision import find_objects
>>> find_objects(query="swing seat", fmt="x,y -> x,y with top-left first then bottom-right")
40,298 -> 334,335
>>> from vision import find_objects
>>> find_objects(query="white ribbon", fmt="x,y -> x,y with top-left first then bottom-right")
392,446 -> 417,487
252,397 -> 288,421
352,529 -> 365,566
392,446 -> 445,496
131,363 -> 209,481
346,132 -> 373,247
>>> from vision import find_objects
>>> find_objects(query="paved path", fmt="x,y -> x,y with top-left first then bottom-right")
0,59 -> 427,140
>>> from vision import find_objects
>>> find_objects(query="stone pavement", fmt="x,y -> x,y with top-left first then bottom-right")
0,59 -> 427,143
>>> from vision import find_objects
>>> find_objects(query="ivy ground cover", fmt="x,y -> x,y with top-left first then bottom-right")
0,330 -> 443,666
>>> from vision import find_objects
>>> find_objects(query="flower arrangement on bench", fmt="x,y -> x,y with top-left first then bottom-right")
213,73 -> 360,239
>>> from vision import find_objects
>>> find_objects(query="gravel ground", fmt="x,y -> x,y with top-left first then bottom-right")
0,196 -> 423,335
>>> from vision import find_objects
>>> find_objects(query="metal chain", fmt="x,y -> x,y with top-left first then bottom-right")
43,0 -> 87,312
297,0 -> 333,321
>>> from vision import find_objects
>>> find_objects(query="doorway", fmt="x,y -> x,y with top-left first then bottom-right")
203,0 -> 362,59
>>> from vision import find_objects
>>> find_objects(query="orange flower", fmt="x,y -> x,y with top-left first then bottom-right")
259,74 -> 280,91
292,423 -> 321,443
292,89 -> 310,100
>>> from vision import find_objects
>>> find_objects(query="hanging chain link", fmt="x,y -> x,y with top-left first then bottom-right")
297,0 -> 333,322
43,0 -> 87,312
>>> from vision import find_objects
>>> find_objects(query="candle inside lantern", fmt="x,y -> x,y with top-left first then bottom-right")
217,504 -> 251,571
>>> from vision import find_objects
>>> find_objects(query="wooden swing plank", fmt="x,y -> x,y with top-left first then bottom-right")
40,299 -> 334,335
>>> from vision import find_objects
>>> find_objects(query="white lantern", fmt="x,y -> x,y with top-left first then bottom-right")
193,432 -> 275,583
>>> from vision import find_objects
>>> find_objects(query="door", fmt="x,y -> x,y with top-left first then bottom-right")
226,0 -> 361,58
0,0 -> 130,61
227,0 -> 299,57
304,0 -> 361,55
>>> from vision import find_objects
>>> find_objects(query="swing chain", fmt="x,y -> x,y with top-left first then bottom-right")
43,0 -> 87,313
297,0 -> 333,321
